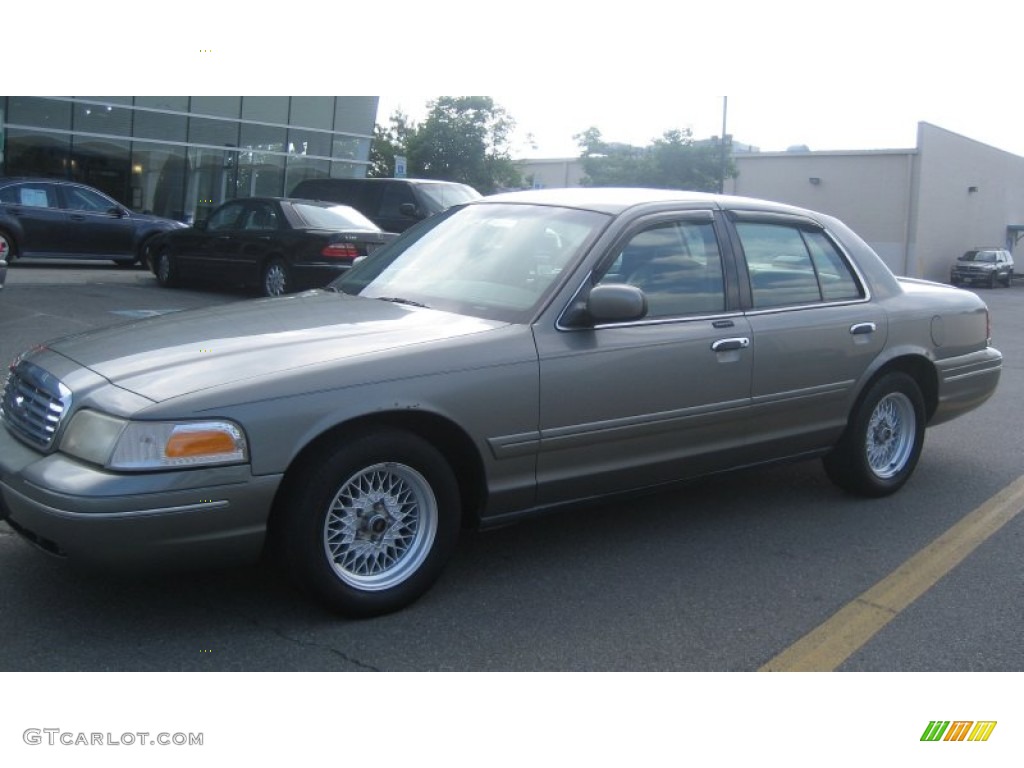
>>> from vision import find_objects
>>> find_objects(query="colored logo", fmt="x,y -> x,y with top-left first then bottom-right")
921,721 -> 997,742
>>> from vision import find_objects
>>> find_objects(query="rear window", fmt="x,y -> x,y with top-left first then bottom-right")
290,203 -> 378,231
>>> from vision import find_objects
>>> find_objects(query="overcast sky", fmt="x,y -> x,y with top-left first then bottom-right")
10,1 -> 1024,159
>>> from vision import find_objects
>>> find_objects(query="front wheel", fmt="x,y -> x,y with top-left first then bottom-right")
823,372 -> 925,497
278,429 -> 462,617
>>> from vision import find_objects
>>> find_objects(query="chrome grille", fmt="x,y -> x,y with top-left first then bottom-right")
1,361 -> 72,450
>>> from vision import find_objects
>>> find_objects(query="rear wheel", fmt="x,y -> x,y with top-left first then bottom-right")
279,429 -> 461,617
155,250 -> 178,287
0,230 -> 15,263
823,372 -> 925,497
261,258 -> 289,297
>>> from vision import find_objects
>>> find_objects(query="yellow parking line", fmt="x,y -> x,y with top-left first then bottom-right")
760,474 -> 1024,672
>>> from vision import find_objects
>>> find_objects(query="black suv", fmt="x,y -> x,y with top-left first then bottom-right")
950,248 -> 1015,288
290,178 -> 480,233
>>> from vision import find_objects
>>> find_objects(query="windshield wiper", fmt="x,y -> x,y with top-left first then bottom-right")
376,296 -> 429,308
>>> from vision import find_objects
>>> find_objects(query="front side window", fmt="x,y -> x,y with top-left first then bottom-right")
736,222 -> 862,309
207,202 -> 245,232
63,185 -> 117,212
598,219 -> 725,317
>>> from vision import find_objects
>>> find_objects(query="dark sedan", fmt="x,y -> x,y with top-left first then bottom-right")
0,177 -> 186,266
148,197 -> 395,296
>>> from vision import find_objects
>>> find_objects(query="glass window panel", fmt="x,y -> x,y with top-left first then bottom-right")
284,157 -> 331,196
7,97 -> 72,131
78,96 -> 132,105
186,146 -> 238,224
242,96 -> 289,124
3,128 -> 71,177
133,109 -> 187,142
73,102 -> 132,136
332,135 -> 370,161
286,127 -> 331,158
189,96 -> 241,118
131,142 -> 187,219
134,96 -> 189,112
240,122 -> 286,153
237,150 -> 285,198
289,97 -> 334,130
334,97 -> 378,134
188,116 -> 240,148
330,160 -> 366,178
70,136 -> 131,204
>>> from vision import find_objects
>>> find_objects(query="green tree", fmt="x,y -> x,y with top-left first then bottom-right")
369,97 -> 522,193
368,110 -> 414,178
575,126 -> 735,192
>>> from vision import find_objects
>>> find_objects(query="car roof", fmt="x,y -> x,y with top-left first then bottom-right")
478,187 -> 813,217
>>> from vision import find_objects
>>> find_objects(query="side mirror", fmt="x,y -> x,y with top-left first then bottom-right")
398,202 -> 424,219
564,284 -> 647,327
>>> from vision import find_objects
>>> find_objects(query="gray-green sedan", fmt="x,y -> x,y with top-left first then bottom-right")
0,189 -> 1002,616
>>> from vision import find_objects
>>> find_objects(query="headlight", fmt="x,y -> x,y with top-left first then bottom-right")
60,410 -> 248,470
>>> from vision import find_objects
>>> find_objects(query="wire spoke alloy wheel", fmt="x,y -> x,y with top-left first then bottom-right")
323,462 -> 438,592
865,392 -> 916,479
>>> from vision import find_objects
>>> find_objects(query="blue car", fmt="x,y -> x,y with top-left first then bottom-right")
0,177 -> 186,266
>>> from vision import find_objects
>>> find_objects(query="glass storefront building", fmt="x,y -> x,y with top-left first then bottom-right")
0,96 -> 378,223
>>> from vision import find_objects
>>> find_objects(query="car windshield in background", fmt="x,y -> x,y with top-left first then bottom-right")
961,251 -> 997,262
417,183 -> 482,209
291,203 -> 378,231
338,203 -> 607,322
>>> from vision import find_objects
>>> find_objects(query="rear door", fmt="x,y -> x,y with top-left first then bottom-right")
0,181 -> 68,255
729,212 -> 887,455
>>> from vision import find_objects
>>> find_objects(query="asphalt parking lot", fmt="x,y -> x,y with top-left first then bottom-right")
1,260 -> 1022,671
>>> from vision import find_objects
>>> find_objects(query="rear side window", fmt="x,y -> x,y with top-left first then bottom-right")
0,183 -> 57,208
736,222 -> 862,308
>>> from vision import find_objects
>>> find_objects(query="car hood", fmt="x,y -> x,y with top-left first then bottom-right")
46,291 -> 506,402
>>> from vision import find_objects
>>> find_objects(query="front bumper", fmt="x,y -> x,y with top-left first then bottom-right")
931,345 -> 1003,426
0,426 -> 281,569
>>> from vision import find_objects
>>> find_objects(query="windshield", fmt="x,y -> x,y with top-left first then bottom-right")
960,250 -> 997,262
336,203 -> 608,322
291,202 -> 379,231
417,183 -> 481,211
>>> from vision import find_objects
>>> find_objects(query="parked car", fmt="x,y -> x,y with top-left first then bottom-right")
0,189 -> 1002,617
950,247 -> 1014,287
0,177 -> 186,266
147,197 -> 396,296
289,177 -> 480,233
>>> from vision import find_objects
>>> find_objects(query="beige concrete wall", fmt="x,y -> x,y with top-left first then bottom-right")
911,123 -> 1024,281
727,150 -> 915,275
516,158 -> 585,189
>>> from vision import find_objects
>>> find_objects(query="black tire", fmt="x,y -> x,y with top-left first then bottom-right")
1004,270 -> 1013,287
0,230 -> 16,263
823,372 -> 926,497
278,428 -> 462,617
261,257 -> 289,297
155,250 -> 178,287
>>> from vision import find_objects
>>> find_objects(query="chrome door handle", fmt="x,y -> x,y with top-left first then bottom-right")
711,337 -> 750,352
850,322 -> 877,335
